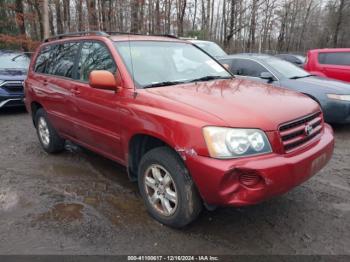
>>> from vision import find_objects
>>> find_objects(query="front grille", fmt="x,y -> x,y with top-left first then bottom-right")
279,111 -> 323,152
0,81 -> 24,93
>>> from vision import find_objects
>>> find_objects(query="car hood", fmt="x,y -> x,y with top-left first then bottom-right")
292,76 -> 350,94
145,79 -> 319,131
0,69 -> 27,81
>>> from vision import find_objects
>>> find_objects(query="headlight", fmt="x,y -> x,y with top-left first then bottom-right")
203,127 -> 272,159
327,94 -> 350,101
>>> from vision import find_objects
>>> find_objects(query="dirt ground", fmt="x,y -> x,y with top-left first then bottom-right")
0,107 -> 349,255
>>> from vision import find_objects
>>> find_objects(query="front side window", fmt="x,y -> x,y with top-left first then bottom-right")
231,59 -> 268,77
114,41 -> 231,88
318,52 -> 350,66
77,41 -> 116,82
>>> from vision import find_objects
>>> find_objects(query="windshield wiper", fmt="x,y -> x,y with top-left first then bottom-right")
290,74 -> 315,80
187,75 -> 232,83
143,80 -> 187,89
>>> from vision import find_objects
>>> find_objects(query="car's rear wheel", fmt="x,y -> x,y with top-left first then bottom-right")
138,147 -> 202,228
35,108 -> 65,153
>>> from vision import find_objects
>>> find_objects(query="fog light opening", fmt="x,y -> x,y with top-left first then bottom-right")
239,171 -> 263,187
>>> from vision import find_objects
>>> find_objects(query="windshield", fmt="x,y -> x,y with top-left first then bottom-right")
264,58 -> 310,79
0,53 -> 30,70
114,41 -> 231,88
193,41 -> 227,57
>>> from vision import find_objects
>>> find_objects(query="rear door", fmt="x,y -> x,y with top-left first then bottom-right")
70,41 -> 123,161
31,42 -> 80,137
318,52 -> 350,82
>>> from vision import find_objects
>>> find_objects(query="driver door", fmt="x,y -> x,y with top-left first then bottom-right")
71,41 -> 123,161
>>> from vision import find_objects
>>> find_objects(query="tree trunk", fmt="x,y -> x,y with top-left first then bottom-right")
15,0 -> 28,51
334,0 -> 345,47
55,0 -> 64,34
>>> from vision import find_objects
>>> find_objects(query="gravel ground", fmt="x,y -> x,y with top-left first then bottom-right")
0,108 -> 349,255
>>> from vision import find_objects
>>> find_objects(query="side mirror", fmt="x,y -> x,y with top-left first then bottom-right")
260,72 -> 274,82
89,70 -> 117,91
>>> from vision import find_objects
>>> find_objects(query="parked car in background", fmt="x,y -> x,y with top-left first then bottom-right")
0,50 -> 30,109
219,54 -> 350,124
275,53 -> 306,67
304,48 -> 350,83
25,32 -> 334,227
189,40 -> 228,59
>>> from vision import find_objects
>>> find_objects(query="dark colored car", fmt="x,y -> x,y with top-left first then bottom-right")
0,51 -> 30,109
25,32 -> 334,227
189,40 -> 228,59
219,54 -> 350,124
304,48 -> 350,83
275,53 -> 306,67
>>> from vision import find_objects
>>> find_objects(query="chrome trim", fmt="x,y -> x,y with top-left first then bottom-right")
0,98 -> 23,108
0,81 -> 24,87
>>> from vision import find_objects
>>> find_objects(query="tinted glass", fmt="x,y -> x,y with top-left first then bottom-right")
264,58 -> 310,78
0,53 -> 30,70
231,59 -> 268,77
318,52 -> 350,66
78,42 -> 116,82
48,42 -> 80,78
34,45 -> 52,73
115,41 -> 231,88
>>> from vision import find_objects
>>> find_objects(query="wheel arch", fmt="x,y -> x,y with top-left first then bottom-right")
30,101 -> 43,126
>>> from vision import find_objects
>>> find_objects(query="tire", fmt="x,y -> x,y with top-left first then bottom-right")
138,147 -> 202,228
35,108 -> 65,154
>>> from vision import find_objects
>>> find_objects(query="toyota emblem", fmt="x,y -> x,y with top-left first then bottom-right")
305,124 -> 313,136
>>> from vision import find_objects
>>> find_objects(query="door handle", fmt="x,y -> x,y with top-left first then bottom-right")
71,88 -> 81,95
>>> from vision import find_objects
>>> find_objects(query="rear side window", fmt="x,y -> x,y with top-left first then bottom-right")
34,42 -> 80,78
318,52 -> 350,66
77,41 -> 116,82
231,59 -> 268,77
34,45 -> 52,73
48,42 -> 80,78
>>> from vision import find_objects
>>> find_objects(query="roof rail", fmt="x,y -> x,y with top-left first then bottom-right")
44,31 -> 178,43
106,31 -> 178,39
44,31 -> 109,42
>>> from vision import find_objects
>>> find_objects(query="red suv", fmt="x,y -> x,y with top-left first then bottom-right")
24,32 -> 334,227
304,48 -> 350,83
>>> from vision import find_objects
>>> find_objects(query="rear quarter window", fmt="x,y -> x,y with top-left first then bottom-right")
318,52 -> 350,66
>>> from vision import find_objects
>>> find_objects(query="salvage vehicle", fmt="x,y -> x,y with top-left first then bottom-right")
25,32 -> 334,228
219,54 -> 350,124
304,48 -> 350,83
0,50 -> 30,109
275,53 -> 306,67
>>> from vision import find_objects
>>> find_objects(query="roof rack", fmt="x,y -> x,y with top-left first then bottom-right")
44,31 -> 178,42
44,31 -> 109,42
106,31 -> 178,39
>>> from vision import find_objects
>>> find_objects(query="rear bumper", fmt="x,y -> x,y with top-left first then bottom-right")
185,124 -> 334,206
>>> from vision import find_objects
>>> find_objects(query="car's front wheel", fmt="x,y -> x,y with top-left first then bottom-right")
138,147 -> 202,228
35,108 -> 65,153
